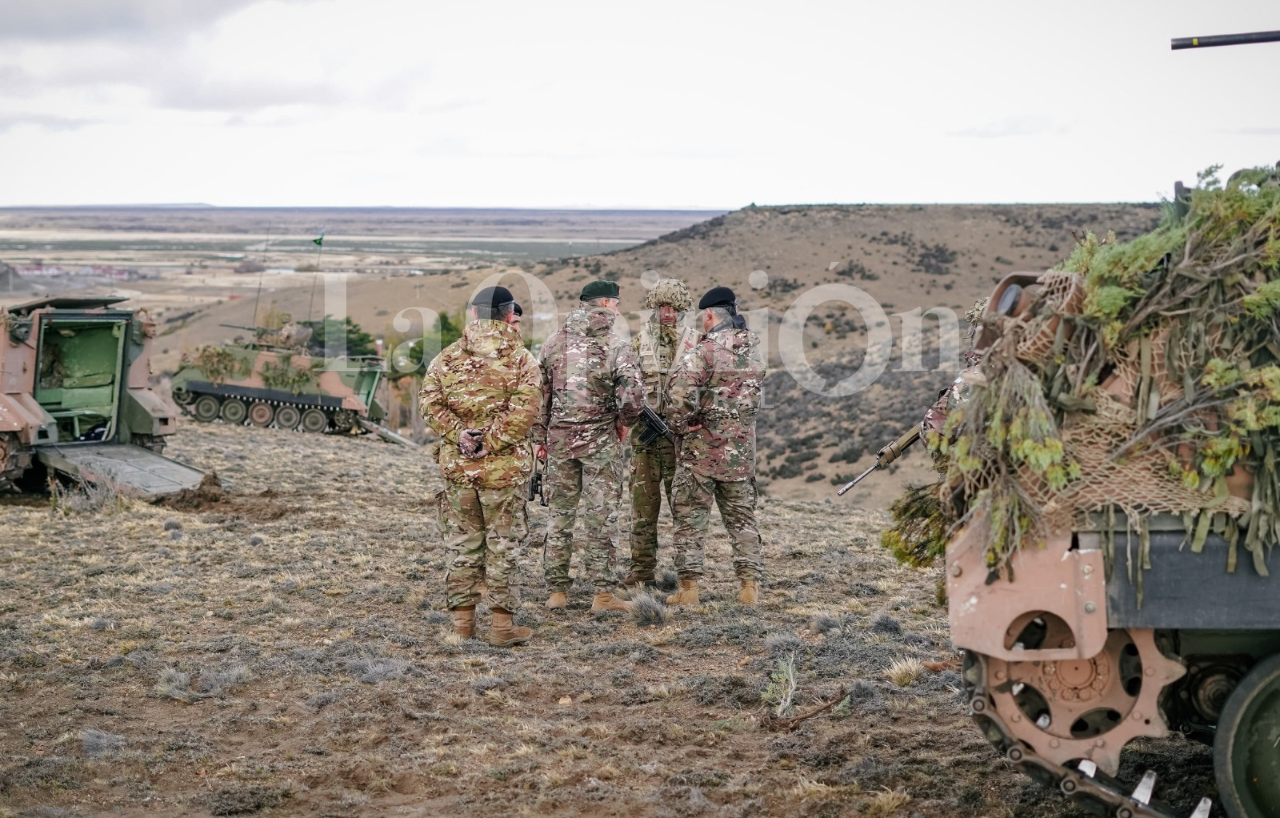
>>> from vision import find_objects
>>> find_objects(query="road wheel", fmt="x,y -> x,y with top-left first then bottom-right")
331,409 -> 356,432
220,399 -> 248,424
275,404 -> 301,430
248,402 -> 274,427
172,387 -> 195,405
1215,651 -> 1280,818
192,395 -> 221,423
300,408 -> 329,434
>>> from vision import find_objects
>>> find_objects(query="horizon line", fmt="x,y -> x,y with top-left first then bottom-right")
0,200 -> 1164,210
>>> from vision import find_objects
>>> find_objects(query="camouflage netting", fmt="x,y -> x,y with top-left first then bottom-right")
260,352 -> 319,393
892,165 -> 1280,583
187,346 -> 254,387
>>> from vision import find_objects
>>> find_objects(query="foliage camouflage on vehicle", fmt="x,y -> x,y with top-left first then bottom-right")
191,346 -> 254,387
259,352 -> 320,394
891,165 -> 1280,579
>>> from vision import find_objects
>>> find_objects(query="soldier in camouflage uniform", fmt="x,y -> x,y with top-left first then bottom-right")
621,278 -> 700,587
419,286 -> 541,646
533,280 -> 644,613
666,286 -> 767,607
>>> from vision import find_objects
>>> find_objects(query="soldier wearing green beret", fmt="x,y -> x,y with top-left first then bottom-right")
533,280 -> 645,612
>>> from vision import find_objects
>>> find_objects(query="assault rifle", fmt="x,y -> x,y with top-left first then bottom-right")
836,426 -> 921,497
527,458 -> 547,507
637,404 -> 676,445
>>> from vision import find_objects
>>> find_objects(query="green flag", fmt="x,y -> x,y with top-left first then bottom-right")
312,235 -> 324,246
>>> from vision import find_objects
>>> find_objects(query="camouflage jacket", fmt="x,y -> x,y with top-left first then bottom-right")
630,319 -> 700,420
534,306 -> 644,457
419,319 -> 541,489
668,323 -> 766,480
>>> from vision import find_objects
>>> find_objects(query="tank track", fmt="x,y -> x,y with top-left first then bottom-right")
179,392 -> 353,433
964,651 -> 1213,818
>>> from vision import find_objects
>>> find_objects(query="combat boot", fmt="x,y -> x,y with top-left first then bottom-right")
590,592 -> 630,613
737,580 -> 759,606
545,591 -> 568,609
450,606 -> 476,639
619,571 -> 655,588
666,579 -> 699,606
488,608 -> 532,647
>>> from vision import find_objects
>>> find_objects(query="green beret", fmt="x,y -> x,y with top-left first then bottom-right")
580,280 -> 620,301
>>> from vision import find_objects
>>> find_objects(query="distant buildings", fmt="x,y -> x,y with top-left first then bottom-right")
15,264 -> 140,280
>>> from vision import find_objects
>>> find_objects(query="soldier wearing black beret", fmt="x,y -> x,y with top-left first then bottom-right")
665,286 -> 766,607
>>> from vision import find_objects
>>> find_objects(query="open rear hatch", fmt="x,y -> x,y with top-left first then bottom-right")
35,443 -> 205,496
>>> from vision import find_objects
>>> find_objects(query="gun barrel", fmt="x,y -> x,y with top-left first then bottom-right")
1172,30 -> 1280,50
836,463 -> 878,497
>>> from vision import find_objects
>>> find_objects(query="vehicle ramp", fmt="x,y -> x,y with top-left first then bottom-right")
35,443 -> 205,496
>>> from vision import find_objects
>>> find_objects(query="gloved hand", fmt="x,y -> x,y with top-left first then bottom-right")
458,429 -> 489,459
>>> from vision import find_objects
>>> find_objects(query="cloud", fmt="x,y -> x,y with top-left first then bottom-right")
1229,126 -> 1280,136
948,115 -> 1071,139
151,74 -> 340,113
0,0 -> 266,42
0,113 -> 95,133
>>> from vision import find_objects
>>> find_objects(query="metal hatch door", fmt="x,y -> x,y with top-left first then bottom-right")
35,443 -> 205,496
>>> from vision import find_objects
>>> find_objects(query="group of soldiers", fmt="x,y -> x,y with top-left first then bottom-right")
419,278 -> 767,646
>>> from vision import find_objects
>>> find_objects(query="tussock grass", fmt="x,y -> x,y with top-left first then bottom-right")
627,592 -> 668,627
49,475 -> 135,516
884,657 -> 926,687
81,729 -> 125,759
865,788 -> 912,815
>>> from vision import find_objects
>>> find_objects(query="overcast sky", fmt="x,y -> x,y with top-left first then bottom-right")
0,0 -> 1276,208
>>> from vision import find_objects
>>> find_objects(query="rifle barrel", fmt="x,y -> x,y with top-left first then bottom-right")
1172,30 -> 1280,50
836,463 -> 878,497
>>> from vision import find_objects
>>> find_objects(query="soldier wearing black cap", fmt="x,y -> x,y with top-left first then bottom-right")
665,286 -> 767,607
419,284 -> 541,646
532,280 -> 644,613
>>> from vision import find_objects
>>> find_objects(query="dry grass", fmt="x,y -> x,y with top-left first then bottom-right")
885,657 -> 926,687
866,788 -> 913,816
0,421 -> 1216,817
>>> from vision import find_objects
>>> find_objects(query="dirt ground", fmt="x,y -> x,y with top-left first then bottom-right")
0,422 -> 1219,817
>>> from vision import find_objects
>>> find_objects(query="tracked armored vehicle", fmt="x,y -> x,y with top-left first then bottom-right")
0,296 -> 203,495
929,167 -> 1280,818
170,325 -> 387,435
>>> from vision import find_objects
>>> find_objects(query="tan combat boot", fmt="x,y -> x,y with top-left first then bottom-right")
590,592 -> 630,613
666,579 -> 699,606
619,571 -> 655,588
488,608 -> 532,647
545,591 -> 568,609
737,580 -> 759,606
450,606 -> 476,639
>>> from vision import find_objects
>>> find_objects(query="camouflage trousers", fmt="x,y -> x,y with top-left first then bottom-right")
671,465 -> 764,581
628,437 -> 677,578
543,441 -> 624,592
437,482 -> 528,611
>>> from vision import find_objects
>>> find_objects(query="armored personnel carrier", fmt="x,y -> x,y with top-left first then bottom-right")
170,323 -> 387,435
902,165 -> 1280,818
0,296 -> 203,495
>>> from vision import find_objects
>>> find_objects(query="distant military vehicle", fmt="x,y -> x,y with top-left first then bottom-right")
0,296 -> 204,495
169,323 -> 389,436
